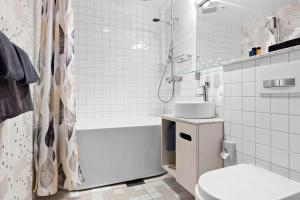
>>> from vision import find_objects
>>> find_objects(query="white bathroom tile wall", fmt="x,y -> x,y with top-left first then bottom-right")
224,48 -> 300,181
159,0 -> 225,118
161,0 -> 199,114
272,131 -> 289,151
197,17 -> 242,70
0,1 -> 35,199
73,0 -> 164,120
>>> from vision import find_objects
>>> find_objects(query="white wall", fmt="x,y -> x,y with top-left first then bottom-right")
73,0 -> 164,120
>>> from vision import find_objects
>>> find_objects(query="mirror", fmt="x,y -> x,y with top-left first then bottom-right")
196,0 -> 300,71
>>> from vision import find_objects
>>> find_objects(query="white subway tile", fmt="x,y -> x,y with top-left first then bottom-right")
231,69 -> 242,83
256,96 -> 270,113
230,83 -> 242,97
290,96 -> 300,115
243,97 -> 255,112
224,122 -> 231,137
290,134 -> 300,154
242,67 -> 255,82
271,164 -> 289,178
271,114 -> 289,132
224,110 -> 231,122
290,170 -> 300,182
231,110 -> 243,124
256,159 -> 271,170
256,113 -> 270,129
243,82 -> 256,97
242,154 -> 255,164
271,96 -> 289,114
243,126 -> 255,141
271,148 -> 289,168
256,144 -> 270,162
230,97 -> 242,110
243,67 -> 256,82
224,84 -> 231,97
290,153 -> 300,173
231,124 -> 243,138
224,97 -> 230,109
243,112 -> 255,127
290,115 -> 300,135
243,140 -> 255,156
224,71 -> 231,84
271,131 -> 289,151
256,128 -> 271,145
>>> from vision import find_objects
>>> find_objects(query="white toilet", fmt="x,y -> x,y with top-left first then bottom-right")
195,164 -> 300,200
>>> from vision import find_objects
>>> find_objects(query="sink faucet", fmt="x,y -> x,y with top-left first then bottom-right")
196,82 -> 209,102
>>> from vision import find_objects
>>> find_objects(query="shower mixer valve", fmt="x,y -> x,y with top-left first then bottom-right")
166,76 -> 183,83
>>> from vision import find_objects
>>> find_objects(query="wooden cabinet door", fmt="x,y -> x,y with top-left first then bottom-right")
198,123 -> 224,176
176,122 -> 198,195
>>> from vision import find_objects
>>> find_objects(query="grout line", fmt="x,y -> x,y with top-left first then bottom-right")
288,93 -> 291,178
270,93 -> 272,171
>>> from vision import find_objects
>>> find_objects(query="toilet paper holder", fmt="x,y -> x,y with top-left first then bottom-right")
221,140 -> 236,163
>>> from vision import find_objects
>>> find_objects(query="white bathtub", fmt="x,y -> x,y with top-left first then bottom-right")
74,117 -> 164,190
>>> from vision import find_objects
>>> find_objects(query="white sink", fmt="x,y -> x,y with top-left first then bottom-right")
174,102 -> 215,119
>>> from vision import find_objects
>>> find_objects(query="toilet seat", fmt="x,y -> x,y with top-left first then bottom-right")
195,164 -> 300,200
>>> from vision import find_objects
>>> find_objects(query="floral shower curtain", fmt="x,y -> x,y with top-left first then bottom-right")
34,0 -> 84,196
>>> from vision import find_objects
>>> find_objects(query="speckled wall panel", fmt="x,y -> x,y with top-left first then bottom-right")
0,0 -> 35,200
242,1 -> 300,56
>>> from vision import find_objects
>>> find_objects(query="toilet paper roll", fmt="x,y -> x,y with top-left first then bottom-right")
221,151 -> 230,160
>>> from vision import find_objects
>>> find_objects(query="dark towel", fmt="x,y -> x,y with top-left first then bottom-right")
0,79 -> 33,122
13,44 -> 39,84
0,31 -> 38,122
0,31 -> 24,81
166,122 -> 176,151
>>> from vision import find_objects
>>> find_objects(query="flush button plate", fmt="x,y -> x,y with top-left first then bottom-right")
263,78 -> 295,88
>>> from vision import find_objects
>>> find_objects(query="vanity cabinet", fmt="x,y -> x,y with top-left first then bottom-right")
161,115 -> 224,195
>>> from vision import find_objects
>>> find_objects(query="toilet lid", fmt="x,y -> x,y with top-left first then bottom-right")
197,164 -> 300,200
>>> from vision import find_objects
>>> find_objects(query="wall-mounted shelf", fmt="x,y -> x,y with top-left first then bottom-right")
223,45 -> 300,69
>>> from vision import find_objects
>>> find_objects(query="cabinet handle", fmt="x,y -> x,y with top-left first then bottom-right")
180,132 -> 192,142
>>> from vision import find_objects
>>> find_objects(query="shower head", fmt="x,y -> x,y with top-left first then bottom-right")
152,18 -> 173,26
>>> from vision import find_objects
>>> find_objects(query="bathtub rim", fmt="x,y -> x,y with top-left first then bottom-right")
76,116 -> 161,131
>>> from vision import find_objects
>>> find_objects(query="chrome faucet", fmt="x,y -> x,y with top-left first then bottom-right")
196,82 -> 209,102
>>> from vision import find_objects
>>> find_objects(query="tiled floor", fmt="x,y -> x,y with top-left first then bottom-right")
37,174 -> 194,200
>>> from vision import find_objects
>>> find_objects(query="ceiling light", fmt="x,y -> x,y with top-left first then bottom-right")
195,0 -> 210,7
203,1 -> 211,8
